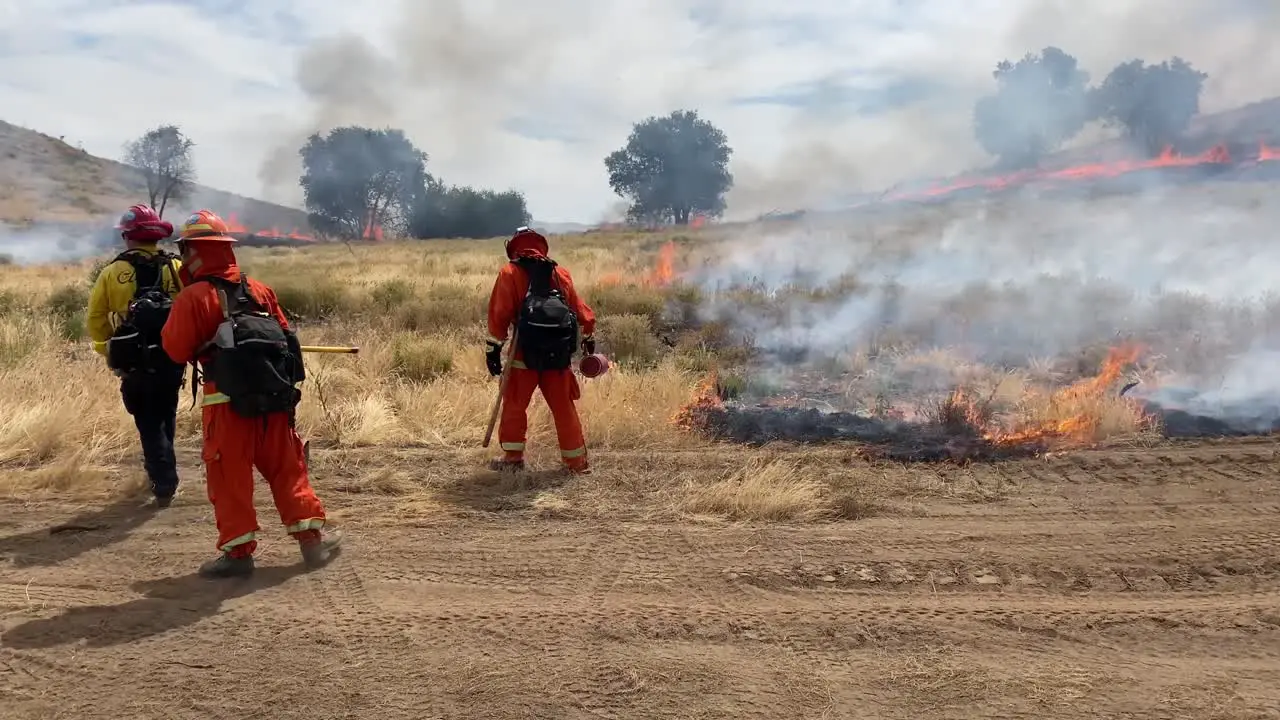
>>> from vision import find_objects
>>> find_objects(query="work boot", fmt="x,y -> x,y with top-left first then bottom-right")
488,458 -> 525,472
299,529 -> 343,570
198,553 -> 255,579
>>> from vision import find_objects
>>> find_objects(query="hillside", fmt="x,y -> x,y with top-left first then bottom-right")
0,120 -> 310,233
5,96 -> 1280,237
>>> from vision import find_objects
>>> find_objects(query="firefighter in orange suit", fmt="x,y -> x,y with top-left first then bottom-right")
486,227 -> 596,473
161,209 -> 341,579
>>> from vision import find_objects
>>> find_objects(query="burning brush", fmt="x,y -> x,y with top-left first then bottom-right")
672,343 -> 1160,462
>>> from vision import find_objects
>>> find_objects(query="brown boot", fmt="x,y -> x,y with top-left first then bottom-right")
199,552 -> 255,579
488,457 -> 525,472
299,529 -> 343,570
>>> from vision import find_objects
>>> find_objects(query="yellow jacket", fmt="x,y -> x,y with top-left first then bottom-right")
87,246 -> 184,356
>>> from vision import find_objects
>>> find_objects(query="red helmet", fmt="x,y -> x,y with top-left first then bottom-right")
116,204 -> 174,243
505,226 -> 549,259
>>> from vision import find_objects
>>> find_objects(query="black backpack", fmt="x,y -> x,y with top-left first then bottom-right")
106,249 -> 183,376
196,275 -> 306,418
513,256 -> 579,371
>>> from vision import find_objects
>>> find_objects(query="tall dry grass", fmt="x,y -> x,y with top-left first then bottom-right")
0,232 -> 718,469
0,227 -> 1159,521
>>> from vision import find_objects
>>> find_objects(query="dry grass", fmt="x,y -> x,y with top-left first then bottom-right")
0,218 -> 1202,520
679,456 -> 832,522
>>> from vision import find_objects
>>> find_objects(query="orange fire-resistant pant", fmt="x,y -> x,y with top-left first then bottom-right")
498,367 -> 588,470
201,402 -> 327,557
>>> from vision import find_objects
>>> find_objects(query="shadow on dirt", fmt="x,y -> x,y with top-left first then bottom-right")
0,564 -> 307,650
0,494 -> 160,568
436,468 -> 572,513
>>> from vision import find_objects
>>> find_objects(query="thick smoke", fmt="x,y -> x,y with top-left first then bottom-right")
695,181 -> 1280,430
0,221 -> 115,265
723,0 -> 1280,218
256,1 -> 718,215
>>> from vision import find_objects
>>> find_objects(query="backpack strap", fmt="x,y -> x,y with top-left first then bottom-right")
513,256 -> 561,297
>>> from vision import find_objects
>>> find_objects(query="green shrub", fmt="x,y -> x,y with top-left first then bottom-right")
390,334 -> 454,382
370,279 -> 415,311
391,285 -> 486,332
598,314 -> 662,366
46,283 -> 87,321
587,282 -> 667,324
273,283 -> 354,320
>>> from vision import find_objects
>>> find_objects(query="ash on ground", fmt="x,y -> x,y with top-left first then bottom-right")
691,398 -> 1275,462
693,403 -> 1025,462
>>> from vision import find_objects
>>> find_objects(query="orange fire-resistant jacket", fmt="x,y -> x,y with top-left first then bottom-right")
487,254 -> 596,368
160,240 -> 292,404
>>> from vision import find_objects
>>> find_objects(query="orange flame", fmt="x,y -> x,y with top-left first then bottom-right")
880,144 -> 1248,205
671,370 -> 724,431
980,343 -> 1149,448
217,211 -> 387,243
671,343 -> 1153,456
648,241 -> 675,285
597,240 -> 677,288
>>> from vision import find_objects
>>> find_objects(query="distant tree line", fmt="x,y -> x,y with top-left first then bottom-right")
298,126 -> 533,240
118,46 -> 1213,238
973,47 -> 1210,168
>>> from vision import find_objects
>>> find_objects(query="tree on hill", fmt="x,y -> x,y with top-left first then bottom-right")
1090,57 -> 1209,156
605,110 -> 733,225
972,47 -> 1091,168
299,126 -> 428,239
122,124 -> 196,218
410,178 -> 530,239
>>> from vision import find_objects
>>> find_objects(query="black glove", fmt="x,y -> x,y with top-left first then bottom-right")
581,335 -> 596,355
485,341 -> 503,377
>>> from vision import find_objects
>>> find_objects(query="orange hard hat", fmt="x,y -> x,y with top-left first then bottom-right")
178,209 -> 237,242
579,353 -> 610,379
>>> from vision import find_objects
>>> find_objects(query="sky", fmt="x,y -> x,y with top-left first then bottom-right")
1,0 -> 1278,223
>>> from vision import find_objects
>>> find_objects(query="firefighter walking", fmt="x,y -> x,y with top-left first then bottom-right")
88,204 -> 186,508
161,209 -> 341,578
485,227 -> 597,473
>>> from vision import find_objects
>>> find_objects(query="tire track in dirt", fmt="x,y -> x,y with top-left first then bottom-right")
3,438 -> 1280,718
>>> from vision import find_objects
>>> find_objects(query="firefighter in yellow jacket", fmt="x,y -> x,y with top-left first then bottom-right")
87,204 -> 186,507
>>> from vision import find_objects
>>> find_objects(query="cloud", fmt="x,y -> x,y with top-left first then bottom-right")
1,0 -> 1279,223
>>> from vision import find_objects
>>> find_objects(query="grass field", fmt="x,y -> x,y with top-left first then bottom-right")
2,205 -> 1279,719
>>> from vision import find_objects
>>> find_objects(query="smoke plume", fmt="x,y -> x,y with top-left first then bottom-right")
694,180 -> 1280,431
0,221 -> 115,265
722,0 -> 1280,218
257,1 -> 1280,221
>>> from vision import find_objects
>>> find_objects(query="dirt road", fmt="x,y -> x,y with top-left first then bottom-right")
2,440 -> 1279,719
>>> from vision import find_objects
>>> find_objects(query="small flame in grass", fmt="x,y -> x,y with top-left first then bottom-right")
648,241 -> 675,285
671,370 -> 724,431
983,343 -> 1150,448
671,343 -> 1155,457
597,240 -> 677,288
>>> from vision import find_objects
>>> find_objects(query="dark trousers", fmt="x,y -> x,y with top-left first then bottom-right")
120,371 -> 183,499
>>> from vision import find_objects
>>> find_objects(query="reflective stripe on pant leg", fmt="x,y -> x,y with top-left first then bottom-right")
500,442 -> 525,452
203,404 -> 261,554
219,531 -> 257,553
285,518 -> 326,534
538,370 -> 587,464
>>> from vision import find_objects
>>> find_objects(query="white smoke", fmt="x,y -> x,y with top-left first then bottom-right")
693,180 -> 1280,424
0,222 -> 113,265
